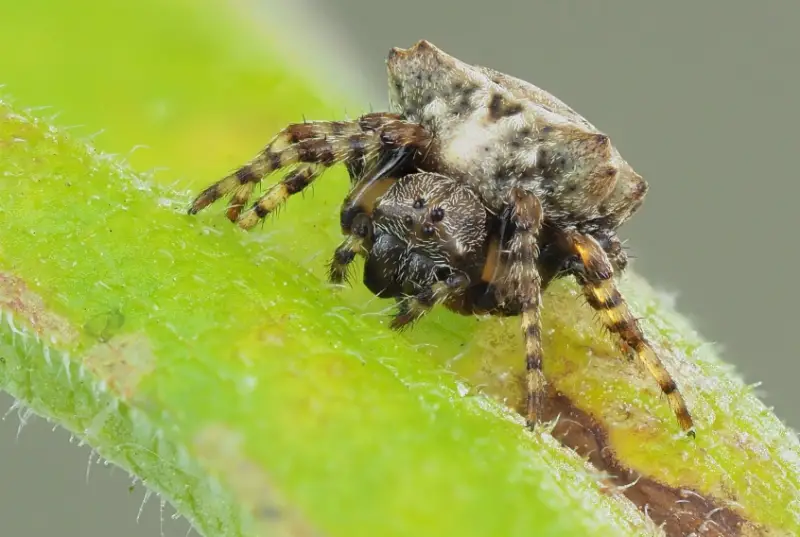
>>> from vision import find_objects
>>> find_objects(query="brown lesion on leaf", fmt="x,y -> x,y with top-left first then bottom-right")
513,390 -> 765,537
83,332 -> 156,400
436,281 -> 779,537
193,424 -> 323,537
0,271 -> 79,346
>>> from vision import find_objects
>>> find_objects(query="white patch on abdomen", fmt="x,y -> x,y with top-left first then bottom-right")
441,116 -> 505,171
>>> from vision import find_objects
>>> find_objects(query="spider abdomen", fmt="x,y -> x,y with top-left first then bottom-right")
387,39 -> 648,230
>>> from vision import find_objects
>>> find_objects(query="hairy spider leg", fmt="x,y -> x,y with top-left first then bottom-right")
237,121 -> 428,230
390,273 -> 470,330
339,148 -> 416,233
187,112 -> 427,228
328,150 -> 416,284
190,119 -> 361,219
501,187 -> 546,429
328,233 -> 367,285
565,231 -> 695,436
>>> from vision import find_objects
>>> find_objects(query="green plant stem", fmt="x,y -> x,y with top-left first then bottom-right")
1,98 -> 660,536
0,1 -> 799,536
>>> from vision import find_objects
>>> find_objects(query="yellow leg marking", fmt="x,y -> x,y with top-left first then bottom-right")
480,237 -> 503,284
238,183 -> 289,230
226,183 -> 256,222
352,177 -> 396,216
573,233 -> 695,436
236,164 -> 324,229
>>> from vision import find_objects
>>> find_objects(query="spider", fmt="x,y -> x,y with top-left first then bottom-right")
188,40 -> 695,436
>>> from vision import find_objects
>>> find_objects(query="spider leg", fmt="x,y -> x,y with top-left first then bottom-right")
582,228 -> 629,274
188,113 -> 429,229
189,120 -> 363,218
339,148 -> 412,234
328,211 -> 374,285
498,187 -> 546,429
327,234 -> 366,285
546,228 -> 629,287
238,122 -> 426,230
564,230 -> 695,436
236,163 -> 327,229
390,273 -> 470,330
328,152 -> 415,284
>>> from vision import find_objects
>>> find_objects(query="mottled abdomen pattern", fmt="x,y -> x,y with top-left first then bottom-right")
386,40 -> 647,230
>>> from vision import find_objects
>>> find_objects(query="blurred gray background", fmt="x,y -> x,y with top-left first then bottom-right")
2,0 -> 798,535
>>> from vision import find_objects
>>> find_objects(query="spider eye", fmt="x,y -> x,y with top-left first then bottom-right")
422,223 -> 435,236
412,197 -> 425,209
430,207 -> 445,222
403,215 -> 414,227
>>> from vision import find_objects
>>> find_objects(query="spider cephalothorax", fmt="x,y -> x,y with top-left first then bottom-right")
342,172 -> 577,321
188,40 -> 694,436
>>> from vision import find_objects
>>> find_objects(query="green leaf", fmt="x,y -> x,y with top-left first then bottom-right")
1,96 -> 654,536
1,1 -> 799,536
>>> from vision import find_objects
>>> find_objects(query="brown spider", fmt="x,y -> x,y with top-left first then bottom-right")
188,40 -> 694,436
